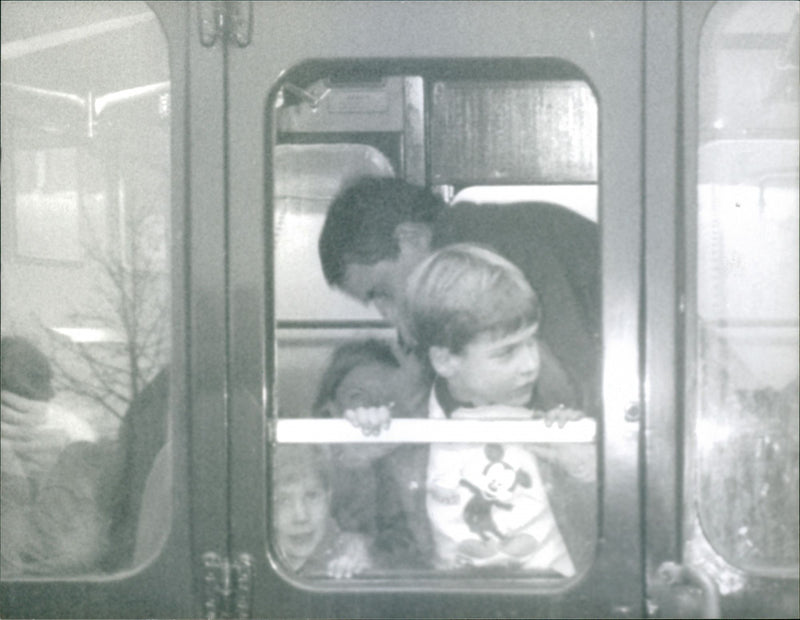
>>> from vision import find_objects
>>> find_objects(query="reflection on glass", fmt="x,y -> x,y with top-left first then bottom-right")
0,2 -> 170,577
695,0 -> 799,573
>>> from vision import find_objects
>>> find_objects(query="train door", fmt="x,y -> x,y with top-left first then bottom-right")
225,2 -> 643,618
0,2 -> 221,617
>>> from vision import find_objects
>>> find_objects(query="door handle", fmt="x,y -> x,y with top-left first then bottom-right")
649,561 -> 722,618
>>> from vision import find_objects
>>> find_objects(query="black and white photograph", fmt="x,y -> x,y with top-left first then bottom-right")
1,1 -> 797,618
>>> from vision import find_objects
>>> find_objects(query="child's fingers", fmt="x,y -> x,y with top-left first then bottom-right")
327,549 -> 369,579
563,408 -> 583,420
344,406 -> 392,436
344,407 -> 368,433
543,406 -> 584,427
327,557 -> 347,579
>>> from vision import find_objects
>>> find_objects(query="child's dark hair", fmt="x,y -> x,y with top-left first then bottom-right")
312,339 -> 399,416
1,336 -> 55,401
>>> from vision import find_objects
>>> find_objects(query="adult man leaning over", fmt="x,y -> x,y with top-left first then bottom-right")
318,176 -> 600,412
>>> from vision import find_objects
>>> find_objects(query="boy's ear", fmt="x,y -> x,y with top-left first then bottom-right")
393,222 -> 432,254
429,346 -> 461,378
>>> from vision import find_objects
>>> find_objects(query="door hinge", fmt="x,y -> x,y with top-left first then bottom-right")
197,1 -> 253,48
648,561 -> 721,618
203,552 -> 254,619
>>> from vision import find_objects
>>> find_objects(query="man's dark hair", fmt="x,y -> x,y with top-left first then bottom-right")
318,176 -> 443,286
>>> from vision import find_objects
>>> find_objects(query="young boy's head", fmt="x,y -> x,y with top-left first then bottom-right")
272,445 -> 332,570
403,244 -> 542,407
313,339 -> 400,417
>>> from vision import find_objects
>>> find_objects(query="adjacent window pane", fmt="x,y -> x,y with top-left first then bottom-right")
695,0 -> 799,572
1,1 -> 171,577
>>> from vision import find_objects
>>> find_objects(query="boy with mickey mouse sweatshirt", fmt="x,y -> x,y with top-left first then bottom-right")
401,243 -> 578,575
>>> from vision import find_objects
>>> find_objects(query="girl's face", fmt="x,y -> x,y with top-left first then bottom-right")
332,362 -> 398,413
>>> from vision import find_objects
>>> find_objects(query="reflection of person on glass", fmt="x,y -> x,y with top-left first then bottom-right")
402,244 -> 577,574
273,445 -> 371,578
1,337 -> 96,495
1,336 -> 104,576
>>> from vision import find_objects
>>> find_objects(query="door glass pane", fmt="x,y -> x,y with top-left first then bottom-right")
694,0 -> 799,574
1,1 -> 171,577
270,66 -> 599,587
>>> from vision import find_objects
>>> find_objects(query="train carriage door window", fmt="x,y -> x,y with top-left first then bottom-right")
269,64 -> 599,589
1,1 -> 172,578
690,0 -> 799,586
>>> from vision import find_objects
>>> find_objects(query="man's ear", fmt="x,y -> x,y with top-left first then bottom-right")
393,222 -> 432,254
429,345 -> 460,378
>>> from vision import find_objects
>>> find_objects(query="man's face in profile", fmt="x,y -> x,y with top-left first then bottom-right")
340,258 -> 405,324
340,246 -> 427,326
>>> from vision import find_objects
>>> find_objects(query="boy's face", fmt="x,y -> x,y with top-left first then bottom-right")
274,472 -> 330,570
332,362 -> 398,413
436,324 -> 541,407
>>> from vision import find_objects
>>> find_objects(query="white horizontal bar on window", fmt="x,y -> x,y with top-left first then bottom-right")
275,418 -> 596,444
